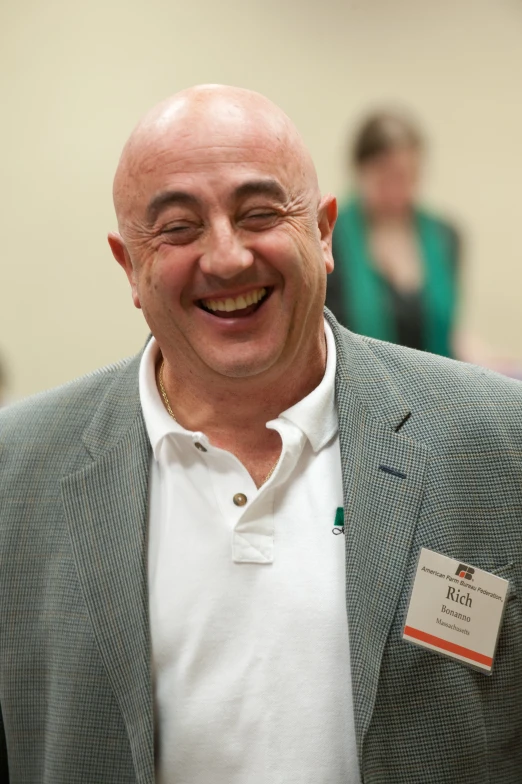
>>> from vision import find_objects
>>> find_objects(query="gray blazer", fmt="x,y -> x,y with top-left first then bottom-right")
1,311 -> 521,783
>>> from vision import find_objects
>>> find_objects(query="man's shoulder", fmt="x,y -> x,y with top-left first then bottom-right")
0,354 -> 140,445
331,320 -> 522,442
366,335 -> 522,406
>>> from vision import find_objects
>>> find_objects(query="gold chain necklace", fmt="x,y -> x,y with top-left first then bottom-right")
158,360 -> 177,420
158,360 -> 278,485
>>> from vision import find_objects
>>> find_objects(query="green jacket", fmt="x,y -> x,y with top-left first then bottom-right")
327,200 -> 460,357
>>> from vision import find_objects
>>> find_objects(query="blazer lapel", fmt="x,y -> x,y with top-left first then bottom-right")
61,357 -> 154,784
327,313 -> 428,767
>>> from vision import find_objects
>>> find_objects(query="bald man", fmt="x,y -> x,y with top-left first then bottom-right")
0,86 -> 521,784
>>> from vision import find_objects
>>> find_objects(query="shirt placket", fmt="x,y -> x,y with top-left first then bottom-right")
231,423 -> 306,564
170,425 -> 306,565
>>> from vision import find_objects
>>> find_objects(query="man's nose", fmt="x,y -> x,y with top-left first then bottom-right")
199,220 -> 254,279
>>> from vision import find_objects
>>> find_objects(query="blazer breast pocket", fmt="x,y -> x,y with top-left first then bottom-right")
394,556 -> 519,669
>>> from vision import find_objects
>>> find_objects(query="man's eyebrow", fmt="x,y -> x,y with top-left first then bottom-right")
233,179 -> 287,202
145,180 -> 287,224
146,191 -> 201,224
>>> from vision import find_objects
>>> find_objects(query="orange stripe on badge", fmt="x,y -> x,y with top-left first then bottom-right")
403,625 -> 493,667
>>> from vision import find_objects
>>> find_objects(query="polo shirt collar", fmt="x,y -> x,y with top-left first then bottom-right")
139,320 -> 338,459
139,339 -> 187,461
274,320 -> 338,453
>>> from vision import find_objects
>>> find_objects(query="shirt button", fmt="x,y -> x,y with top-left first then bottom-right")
194,442 -> 207,452
233,493 -> 248,507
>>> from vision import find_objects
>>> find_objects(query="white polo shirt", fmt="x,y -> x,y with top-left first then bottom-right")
140,322 -> 360,783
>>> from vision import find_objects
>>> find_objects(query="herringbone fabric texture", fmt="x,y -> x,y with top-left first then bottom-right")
0,310 -> 520,783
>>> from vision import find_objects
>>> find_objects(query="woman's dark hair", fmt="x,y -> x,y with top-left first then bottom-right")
352,110 -> 423,167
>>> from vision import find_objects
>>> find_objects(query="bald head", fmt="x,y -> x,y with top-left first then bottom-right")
112,84 -> 319,233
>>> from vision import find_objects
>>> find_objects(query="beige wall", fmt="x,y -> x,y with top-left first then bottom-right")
1,0 -> 521,399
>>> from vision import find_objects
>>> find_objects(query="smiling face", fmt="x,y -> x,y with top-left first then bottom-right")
109,87 -> 336,383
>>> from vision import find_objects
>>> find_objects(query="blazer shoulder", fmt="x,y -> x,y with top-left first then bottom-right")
359,336 -> 522,449
367,337 -> 522,403
329,314 -> 522,444
0,354 -> 139,448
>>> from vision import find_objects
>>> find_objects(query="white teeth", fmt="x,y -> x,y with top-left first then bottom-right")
202,287 -> 268,312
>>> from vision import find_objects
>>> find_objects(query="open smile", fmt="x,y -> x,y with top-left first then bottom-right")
198,287 -> 272,319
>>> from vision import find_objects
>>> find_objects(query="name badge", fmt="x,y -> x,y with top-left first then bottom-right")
403,548 -> 509,674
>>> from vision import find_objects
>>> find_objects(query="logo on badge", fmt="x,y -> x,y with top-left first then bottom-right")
456,563 -> 475,581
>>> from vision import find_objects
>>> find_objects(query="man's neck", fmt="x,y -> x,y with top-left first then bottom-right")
157,331 -> 327,449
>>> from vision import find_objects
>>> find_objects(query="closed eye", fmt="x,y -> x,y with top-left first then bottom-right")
161,224 -> 202,245
239,211 -> 280,230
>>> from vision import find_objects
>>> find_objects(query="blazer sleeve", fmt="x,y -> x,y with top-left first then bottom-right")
0,704 -> 9,781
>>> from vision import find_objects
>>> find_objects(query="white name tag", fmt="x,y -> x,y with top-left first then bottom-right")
403,548 -> 509,674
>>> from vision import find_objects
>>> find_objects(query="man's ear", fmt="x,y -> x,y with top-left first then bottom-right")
107,232 -> 141,309
317,194 -> 337,274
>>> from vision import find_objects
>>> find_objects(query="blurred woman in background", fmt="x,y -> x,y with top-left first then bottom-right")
326,110 -> 460,357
